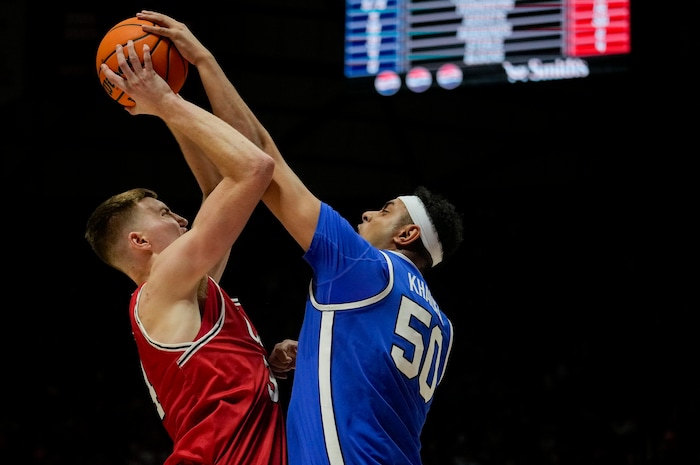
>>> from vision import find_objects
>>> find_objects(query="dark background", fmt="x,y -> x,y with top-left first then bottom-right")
3,1 -> 695,464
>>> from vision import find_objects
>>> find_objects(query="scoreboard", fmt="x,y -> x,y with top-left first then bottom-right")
344,0 -> 631,95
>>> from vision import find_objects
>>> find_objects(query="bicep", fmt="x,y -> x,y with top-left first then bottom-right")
153,179 -> 256,298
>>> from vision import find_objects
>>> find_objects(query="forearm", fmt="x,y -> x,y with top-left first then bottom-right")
162,95 -> 271,182
170,127 -> 222,197
195,54 -> 272,151
188,46 -> 319,250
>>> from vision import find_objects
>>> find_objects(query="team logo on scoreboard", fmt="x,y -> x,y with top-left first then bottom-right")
405,66 -> 432,93
436,63 -> 463,90
374,70 -> 401,96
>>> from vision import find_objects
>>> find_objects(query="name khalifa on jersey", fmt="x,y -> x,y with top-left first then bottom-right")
407,272 -> 440,313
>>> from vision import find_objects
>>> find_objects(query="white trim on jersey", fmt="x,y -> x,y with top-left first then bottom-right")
320,312 -> 343,465
132,278 -> 226,367
178,279 -> 226,366
312,251 -> 396,465
308,251 -> 395,312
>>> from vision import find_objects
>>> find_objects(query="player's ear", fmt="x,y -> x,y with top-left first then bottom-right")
395,224 -> 421,246
128,231 -> 150,250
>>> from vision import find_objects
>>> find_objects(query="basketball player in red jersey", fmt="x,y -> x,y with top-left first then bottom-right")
85,39 -> 296,465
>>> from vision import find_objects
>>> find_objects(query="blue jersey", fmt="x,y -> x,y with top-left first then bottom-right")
286,202 -> 454,465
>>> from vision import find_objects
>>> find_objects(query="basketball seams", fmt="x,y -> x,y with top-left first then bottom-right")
97,18 -> 188,106
163,41 -> 174,82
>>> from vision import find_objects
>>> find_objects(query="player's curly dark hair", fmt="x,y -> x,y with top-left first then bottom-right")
414,185 -> 464,265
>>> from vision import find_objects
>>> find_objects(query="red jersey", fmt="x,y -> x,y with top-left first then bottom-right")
129,277 -> 287,465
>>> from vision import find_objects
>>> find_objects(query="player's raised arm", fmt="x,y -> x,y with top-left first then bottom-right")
100,40 -> 273,340
136,9 -> 321,252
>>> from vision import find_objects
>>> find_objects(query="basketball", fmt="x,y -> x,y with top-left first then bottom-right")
96,17 -> 189,106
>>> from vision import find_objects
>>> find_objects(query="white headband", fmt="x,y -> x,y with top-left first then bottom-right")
398,195 -> 443,267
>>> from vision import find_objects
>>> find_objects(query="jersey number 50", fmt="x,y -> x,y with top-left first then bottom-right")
391,296 -> 450,403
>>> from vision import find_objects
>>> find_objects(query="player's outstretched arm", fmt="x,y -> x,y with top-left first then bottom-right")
136,10 -> 321,252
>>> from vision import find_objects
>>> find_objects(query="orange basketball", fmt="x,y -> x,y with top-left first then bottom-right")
96,17 -> 189,106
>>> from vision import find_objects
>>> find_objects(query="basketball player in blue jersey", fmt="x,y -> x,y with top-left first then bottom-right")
137,10 -> 464,465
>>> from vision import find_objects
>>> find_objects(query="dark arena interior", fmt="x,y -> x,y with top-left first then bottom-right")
3,1 -> 695,464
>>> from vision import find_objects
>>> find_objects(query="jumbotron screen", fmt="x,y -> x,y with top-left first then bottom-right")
344,0 -> 631,95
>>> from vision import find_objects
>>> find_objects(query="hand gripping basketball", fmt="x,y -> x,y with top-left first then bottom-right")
96,17 -> 188,106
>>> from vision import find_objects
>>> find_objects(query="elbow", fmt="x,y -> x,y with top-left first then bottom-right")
254,152 -> 275,185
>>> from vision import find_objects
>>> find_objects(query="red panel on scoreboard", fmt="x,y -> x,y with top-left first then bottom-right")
566,0 -> 631,57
